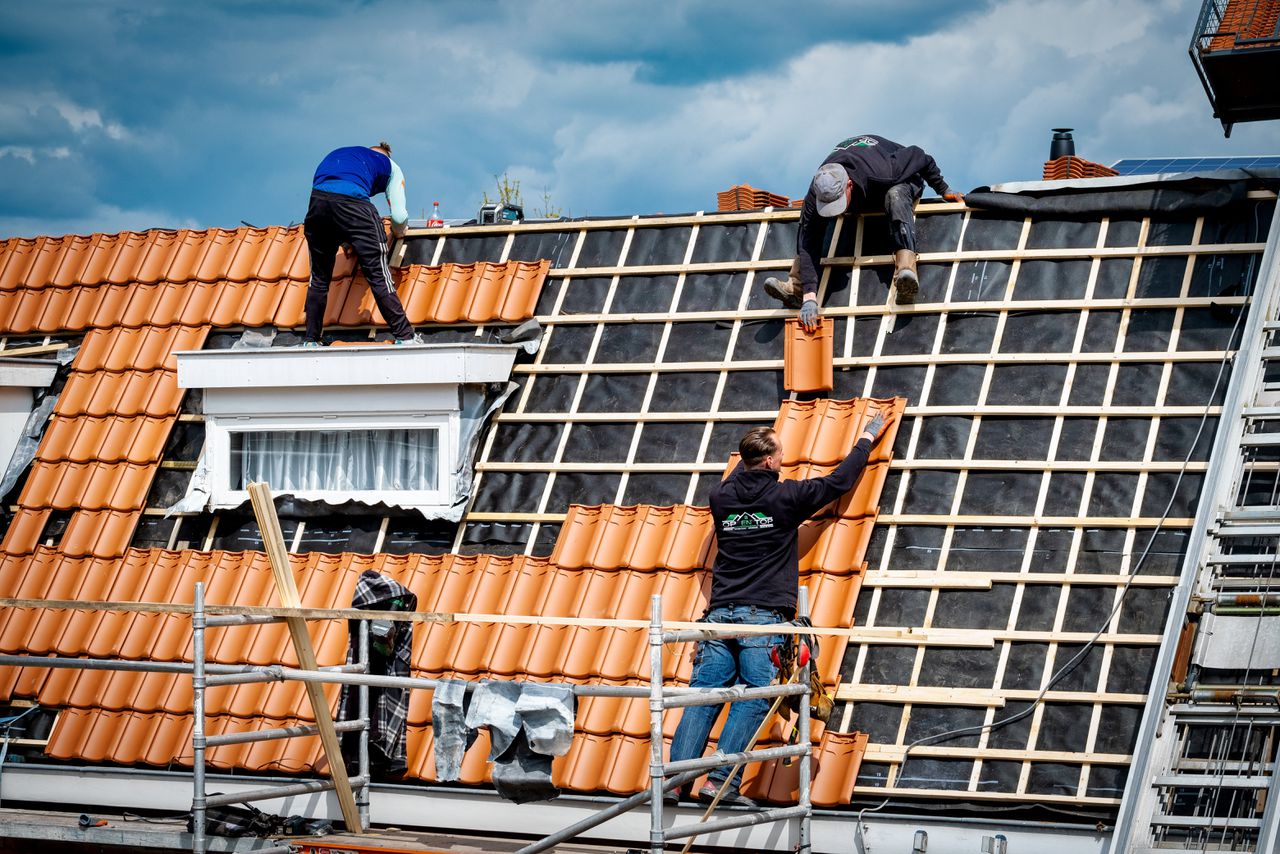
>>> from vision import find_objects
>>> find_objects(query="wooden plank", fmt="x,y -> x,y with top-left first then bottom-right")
825,240 -> 1268,266
514,349 -> 1236,374
864,743 -> 1130,765
247,481 -> 362,833
494,404 -> 1223,422
529,294 -> 1248,326
403,207 -> 804,237
877,513 -> 1195,528
0,597 -> 971,639
475,458 -> 1209,474
861,571 -> 1179,588
0,343 -> 70,358
838,683 -> 1148,705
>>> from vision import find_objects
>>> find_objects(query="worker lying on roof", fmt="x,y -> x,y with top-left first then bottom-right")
302,141 -> 425,347
667,409 -> 888,807
765,135 -> 964,325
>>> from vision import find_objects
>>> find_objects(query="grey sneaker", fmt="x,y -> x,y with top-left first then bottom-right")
300,339 -> 324,349
394,332 -> 429,345
763,276 -> 804,310
697,782 -> 758,808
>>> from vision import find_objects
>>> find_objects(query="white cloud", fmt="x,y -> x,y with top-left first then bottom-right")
474,0 -> 1280,212
0,144 -> 78,164
0,90 -> 129,141
0,146 -> 35,164
51,99 -> 103,132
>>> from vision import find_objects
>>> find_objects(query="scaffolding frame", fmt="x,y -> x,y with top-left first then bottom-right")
1,586 -> 818,854
515,589 -> 814,854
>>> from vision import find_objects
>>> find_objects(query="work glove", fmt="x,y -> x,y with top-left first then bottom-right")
943,191 -> 965,204
799,298 -> 820,332
864,408 -> 887,441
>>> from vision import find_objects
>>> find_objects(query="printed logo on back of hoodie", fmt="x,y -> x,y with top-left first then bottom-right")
722,511 -> 775,531
834,136 -> 878,151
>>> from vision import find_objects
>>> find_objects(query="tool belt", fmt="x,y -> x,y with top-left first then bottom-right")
771,616 -> 835,727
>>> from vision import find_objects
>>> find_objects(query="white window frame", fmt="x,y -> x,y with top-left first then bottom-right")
208,413 -> 454,510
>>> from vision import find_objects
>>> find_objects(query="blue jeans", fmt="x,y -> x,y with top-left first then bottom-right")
668,605 -> 783,793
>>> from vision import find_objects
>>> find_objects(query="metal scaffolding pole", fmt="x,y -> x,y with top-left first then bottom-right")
357,620 -> 371,830
191,582 -> 207,854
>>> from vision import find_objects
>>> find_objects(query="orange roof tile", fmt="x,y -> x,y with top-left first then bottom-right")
552,504 -> 714,571
0,225 -> 549,334
42,705 -> 864,804
784,317 -> 835,392
36,415 -> 173,465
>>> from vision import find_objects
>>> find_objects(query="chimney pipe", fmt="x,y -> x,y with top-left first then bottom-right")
1050,128 -> 1075,160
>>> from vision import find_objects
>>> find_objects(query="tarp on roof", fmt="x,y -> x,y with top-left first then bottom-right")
966,168 -> 1280,216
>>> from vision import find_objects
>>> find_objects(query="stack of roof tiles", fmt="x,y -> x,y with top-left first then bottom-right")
1208,0 -> 1280,51
1042,156 -> 1119,181
716,184 -> 790,212
0,388 -> 901,804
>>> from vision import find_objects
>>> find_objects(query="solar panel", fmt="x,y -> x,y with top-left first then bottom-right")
1111,155 -> 1280,175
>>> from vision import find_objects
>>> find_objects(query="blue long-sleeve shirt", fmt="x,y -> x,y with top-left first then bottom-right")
312,146 -> 409,236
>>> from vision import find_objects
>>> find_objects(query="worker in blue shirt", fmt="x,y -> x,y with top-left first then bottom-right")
302,142 -> 422,346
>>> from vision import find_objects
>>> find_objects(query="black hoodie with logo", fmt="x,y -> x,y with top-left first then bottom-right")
708,437 -> 874,616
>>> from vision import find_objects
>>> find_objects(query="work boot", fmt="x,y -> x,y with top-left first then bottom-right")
892,249 -> 919,305
763,276 -> 804,310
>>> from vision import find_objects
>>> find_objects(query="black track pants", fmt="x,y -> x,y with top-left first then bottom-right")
303,189 -> 414,342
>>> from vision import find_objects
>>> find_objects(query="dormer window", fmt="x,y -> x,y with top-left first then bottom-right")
175,343 -> 518,518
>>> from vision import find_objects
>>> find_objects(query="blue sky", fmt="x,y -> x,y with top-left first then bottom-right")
2,0 -> 1279,238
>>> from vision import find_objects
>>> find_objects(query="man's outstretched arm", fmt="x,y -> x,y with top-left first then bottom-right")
789,408 -> 888,514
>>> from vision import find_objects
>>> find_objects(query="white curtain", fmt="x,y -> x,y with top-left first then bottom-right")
232,428 -> 438,493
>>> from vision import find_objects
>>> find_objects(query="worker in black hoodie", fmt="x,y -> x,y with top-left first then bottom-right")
668,408 -> 888,806
764,134 -> 963,320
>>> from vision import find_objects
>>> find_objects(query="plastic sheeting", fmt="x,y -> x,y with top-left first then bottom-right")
969,168 -> 1280,215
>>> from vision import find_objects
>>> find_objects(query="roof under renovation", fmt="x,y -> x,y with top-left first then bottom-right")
0,165 -> 1278,851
